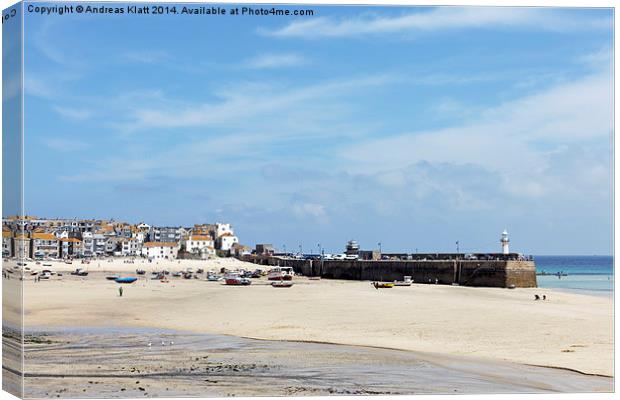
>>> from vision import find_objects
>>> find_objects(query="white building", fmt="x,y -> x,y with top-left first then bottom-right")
216,223 -> 234,238
82,232 -> 94,256
93,233 -> 106,255
182,235 -> 215,256
121,238 -> 141,256
132,231 -> 147,244
216,233 -> 239,252
141,242 -> 179,259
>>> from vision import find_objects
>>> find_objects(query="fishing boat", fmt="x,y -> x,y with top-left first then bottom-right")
271,280 -> 294,288
115,277 -> 138,284
394,276 -> 413,286
106,275 -> 120,281
267,266 -> 294,281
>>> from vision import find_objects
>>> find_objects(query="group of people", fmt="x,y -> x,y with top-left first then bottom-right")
534,294 -> 548,301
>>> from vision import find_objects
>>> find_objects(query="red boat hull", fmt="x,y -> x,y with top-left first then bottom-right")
268,275 -> 293,281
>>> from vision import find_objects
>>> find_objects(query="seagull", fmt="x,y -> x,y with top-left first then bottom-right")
147,342 -> 152,347
170,341 -> 174,345
161,341 -> 166,346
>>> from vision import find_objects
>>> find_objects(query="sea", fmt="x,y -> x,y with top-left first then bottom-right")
534,255 -> 614,296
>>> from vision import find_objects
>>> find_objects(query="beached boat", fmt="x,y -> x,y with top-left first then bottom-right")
115,277 -> 138,284
106,275 -> 120,281
271,280 -> 294,288
206,273 -> 221,281
308,276 -> 321,280
373,282 -> 394,289
39,270 -> 53,279
268,266 -> 294,281
136,269 -> 146,275
394,277 -> 413,286
70,268 -> 88,276
224,273 -> 251,286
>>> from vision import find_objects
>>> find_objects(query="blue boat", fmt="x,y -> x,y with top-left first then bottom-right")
115,277 -> 138,284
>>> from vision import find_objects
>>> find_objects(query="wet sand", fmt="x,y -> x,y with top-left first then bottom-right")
4,326 -> 613,398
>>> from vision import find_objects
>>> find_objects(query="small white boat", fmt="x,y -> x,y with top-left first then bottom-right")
39,271 -> 52,280
394,276 -> 413,286
271,280 -> 294,288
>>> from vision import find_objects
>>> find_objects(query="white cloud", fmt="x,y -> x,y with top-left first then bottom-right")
42,138 -> 90,152
292,203 -> 327,218
340,67 -> 613,199
53,106 -> 93,121
263,7 -> 611,38
24,76 -> 53,98
245,53 -> 306,69
120,74 -> 391,131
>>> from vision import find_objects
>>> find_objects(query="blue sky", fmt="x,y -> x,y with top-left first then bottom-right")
16,4 -> 613,254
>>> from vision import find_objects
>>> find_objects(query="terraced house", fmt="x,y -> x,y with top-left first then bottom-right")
31,232 -> 59,259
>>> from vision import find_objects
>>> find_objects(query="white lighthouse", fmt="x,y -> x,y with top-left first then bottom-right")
500,230 -> 510,255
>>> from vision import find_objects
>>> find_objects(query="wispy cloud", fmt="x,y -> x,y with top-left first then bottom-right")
340,67 -> 613,200
119,74 -> 392,131
53,106 -> 93,121
262,7 -> 612,38
42,137 -> 91,152
244,53 -> 306,69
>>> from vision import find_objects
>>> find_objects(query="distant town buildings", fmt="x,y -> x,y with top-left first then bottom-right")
1,216 -> 243,261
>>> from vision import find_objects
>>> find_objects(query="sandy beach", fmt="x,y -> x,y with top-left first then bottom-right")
5,257 -> 612,380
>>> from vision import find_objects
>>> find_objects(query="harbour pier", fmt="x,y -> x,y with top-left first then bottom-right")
244,254 -> 537,288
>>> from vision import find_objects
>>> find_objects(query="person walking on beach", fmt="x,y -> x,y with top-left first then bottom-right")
119,286 -> 123,297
